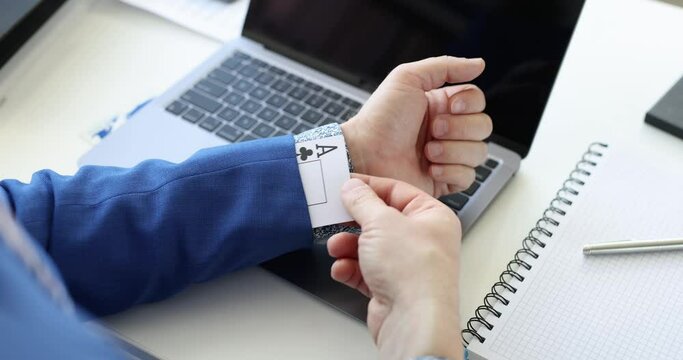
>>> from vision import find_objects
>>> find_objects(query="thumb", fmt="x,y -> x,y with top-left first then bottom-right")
341,178 -> 388,227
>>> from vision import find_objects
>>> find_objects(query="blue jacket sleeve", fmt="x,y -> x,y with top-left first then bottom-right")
0,136 -> 313,316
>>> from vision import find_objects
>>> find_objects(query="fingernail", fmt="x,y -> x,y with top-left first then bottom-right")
342,178 -> 366,192
434,119 -> 448,137
431,166 -> 443,177
428,142 -> 443,157
468,57 -> 484,62
451,99 -> 466,114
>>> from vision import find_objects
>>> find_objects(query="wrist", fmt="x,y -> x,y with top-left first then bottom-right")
340,121 -> 367,174
381,299 -> 462,360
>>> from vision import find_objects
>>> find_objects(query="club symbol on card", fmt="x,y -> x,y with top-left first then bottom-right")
298,146 -> 314,161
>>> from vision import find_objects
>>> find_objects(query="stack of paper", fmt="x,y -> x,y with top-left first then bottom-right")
120,0 -> 250,42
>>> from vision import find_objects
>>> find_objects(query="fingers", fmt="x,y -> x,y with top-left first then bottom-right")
341,178 -> 390,227
330,259 -> 371,297
328,232 -> 368,297
426,84 -> 486,116
431,113 -> 493,141
327,232 -> 360,259
425,141 -> 488,167
389,56 -> 485,91
429,165 -> 476,192
348,174 -> 437,214
449,86 -> 486,114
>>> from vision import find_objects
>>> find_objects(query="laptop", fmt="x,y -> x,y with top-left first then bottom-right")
80,0 -> 586,322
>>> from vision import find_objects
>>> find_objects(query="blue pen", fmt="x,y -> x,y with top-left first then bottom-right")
91,98 -> 154,143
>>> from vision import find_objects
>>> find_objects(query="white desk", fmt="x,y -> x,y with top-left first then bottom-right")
1,0 -> 682,359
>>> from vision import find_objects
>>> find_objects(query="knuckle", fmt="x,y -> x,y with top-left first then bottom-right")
450,119 -> 468,139
347,186 -> 373,207
478,142 -> 489,163
456,168 -> 476,189
438,54 -> 451,62
439,205 -> 462,228
392,63 -> 411,76
482,113 -> 493,137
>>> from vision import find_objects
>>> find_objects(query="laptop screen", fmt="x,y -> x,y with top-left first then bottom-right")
243,0 -> 585,157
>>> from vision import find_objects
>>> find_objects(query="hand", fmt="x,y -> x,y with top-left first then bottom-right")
327,175 -> 463,360
341,56 -> 492,198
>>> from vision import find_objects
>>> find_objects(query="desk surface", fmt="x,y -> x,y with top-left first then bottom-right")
1,0 -> 682,359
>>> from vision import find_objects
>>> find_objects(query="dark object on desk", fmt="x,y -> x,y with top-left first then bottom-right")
0,0 -> 67,71
645,75 -> 683,140
656,0 -> 683,8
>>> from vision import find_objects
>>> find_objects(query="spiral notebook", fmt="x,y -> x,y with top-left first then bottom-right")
463,143 -> 683,360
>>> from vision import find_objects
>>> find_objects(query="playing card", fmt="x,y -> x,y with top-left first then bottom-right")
295,135 -> 352,227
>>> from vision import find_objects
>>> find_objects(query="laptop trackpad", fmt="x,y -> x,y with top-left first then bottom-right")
261,242 -> 369,322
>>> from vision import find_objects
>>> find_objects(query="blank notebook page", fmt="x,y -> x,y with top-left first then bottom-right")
468,147 -> 683,359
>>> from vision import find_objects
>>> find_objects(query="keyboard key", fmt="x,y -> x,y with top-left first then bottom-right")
266,94 -> 288,108
267,66 -> 286,76
249,86 -> 271,100
250,58 -> 268,68
217,108 -> 239,122
322,102 -> 344,116
199,117 -> 222,132
305,94 -> 327,108
320,117 -> 338,126
442,193 -> 469,211
255,72 -> 276,85
257,107 -> 278,122
208,69 -> 237,85
195,79 -> 226,98
235,115 -> 257,130
242,134 -> 258,142
217,124 -> 244,142
342,97 -> 362,109
463,182 -> 481,196
301,109 -> 323,124
286,73 -> 304,83
240,100 -> 262,114
233,79 -> 254,93
181,90 -> 221,113
275,115 -> 297,130
304,81 -> 323,91
323,89 -> 342,100
221,57 -> 243,70
224,92 -> 245,106
475,166 -> 492,182
288,87 -> 310,100
340,109 -> 357,121
253,123 -> 276,138
271,79 -> 292,92
233,51 -> 250,60
182,108 -> 204,123
293,123 -> 313,134
165,101 -> 187,115
274,130 -> 288,136
485,159 -> 499,169
239,65 -> 260,78
283,102 -> 305,116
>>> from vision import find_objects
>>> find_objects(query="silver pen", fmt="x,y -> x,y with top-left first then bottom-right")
583,238 -> 683,255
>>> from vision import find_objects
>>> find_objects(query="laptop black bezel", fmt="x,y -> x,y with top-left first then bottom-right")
0,0 -> 68,71
242,0 -> 587,159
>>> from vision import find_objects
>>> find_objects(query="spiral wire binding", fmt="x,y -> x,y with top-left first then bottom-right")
461,142 -> 609,346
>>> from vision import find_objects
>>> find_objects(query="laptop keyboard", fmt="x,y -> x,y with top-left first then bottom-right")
440,158 -> 499,214
165,49 -> 497,213
164,50 -> 361,143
